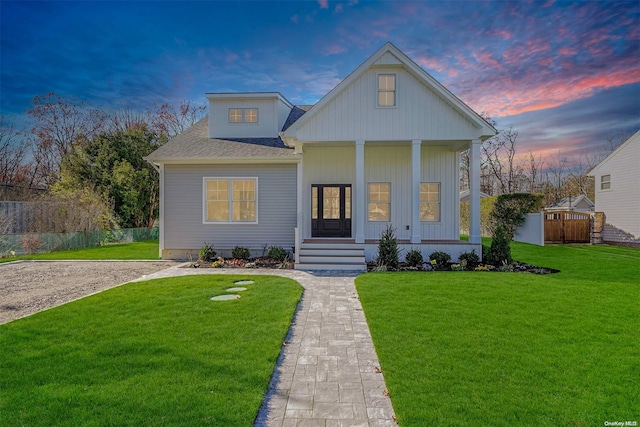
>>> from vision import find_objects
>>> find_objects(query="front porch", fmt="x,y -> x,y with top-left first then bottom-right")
294,237 -> 482,271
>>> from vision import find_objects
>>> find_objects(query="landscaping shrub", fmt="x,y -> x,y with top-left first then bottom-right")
377,225 -> 399,270
198,242 -> 216,262
231,246 -> 251,260
405,248 -> 424,268
486,225 -> 512,267
429,251 -> 451,268
458,249 -> 480,269
267,245 -> 288,261
489,192 -> 543,239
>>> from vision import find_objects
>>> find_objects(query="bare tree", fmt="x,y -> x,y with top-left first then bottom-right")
525,151 -> 545,193
147,100 -> 207,141
0,116 -> 27,184
543,151 -> 569,205
27,93 -> 106,187
481,128 -> 524,195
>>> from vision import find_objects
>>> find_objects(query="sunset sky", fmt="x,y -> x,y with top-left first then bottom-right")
2,0 -> 639,166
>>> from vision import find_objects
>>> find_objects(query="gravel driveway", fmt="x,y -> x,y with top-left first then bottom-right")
0,261 -> 180,324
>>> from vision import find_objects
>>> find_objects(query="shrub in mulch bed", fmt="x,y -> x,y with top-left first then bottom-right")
185,257 -> 294,269
366,260 -> 559,274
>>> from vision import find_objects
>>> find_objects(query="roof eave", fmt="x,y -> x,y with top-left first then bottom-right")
144,156 -> 301,165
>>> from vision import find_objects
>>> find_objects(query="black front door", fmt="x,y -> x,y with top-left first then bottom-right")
311,184 -> 352,238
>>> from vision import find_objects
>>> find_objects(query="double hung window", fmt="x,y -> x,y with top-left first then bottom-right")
205,178 -> 257,223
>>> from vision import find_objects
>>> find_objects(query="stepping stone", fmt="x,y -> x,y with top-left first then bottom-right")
233,280 -> 254,285
210,294 -> 240,301
226,287 -> 247,292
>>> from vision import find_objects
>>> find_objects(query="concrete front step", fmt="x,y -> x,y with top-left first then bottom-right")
295,262 -> 367,271
299,248 -> 363,257
299,255 -> 365,264
296,242 -> 366,271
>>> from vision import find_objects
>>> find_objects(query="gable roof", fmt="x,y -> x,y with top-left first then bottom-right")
144,117 -> 298,164
588,129 -> 640,175
546,194 -> 594,210
282,42 -> 496,144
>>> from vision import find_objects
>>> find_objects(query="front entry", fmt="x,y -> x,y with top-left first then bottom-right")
311,184 -> 352,238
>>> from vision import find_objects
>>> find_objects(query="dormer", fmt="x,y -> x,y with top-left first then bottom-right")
206,92 -> 293,138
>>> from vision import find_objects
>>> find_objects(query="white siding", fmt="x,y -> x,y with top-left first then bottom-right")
592,136 -> 640,237
420,146 -> 460,239
364,145 -> 412,240
295,68 -> 480,142
209,98 -> 279,138
301,143 -> 460,241
302,145 -> 356,239
163,164 -> 297,257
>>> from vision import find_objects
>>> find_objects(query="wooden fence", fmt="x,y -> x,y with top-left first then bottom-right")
544,211 -> 591,244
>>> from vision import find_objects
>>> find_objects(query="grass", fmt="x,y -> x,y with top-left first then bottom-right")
357,242 -> 640,426
0,275 -> 302,426
0,240 -> 160,263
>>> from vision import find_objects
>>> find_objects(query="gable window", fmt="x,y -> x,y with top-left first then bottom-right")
420,183 -> 440,221
228,108 -> 259,123
600,174 -> 611,190
204,178 -> 257,223
378,74 -> 396,107
368,182 -> 390,221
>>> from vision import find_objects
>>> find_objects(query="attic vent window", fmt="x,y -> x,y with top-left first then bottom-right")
378,74 -> 396,107
229,108 -> 258,123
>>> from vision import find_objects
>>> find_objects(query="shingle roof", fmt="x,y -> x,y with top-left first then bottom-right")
282,105 -> 312,131
145,117 -> 299,162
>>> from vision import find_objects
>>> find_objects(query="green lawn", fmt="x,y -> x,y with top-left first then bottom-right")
0,275 -> 302,426
357,242 -> 640,426
0,240 -> 160,263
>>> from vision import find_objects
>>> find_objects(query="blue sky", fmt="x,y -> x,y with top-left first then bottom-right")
1,0 -> 639,164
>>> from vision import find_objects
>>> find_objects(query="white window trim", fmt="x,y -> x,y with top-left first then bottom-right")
367,182 -> 391,222
203,177 -> 259,224
228,108 -> 259,124
600,174 -> 611,191
419,182 -> 441,222
377,73 -> 397,108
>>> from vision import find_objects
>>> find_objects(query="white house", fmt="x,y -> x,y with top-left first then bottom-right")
588,129 -> 640,239
145,42 -> 496,270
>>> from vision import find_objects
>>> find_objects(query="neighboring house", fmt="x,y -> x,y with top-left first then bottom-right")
588,129 -> 640,239
545,194 -> 594,213
145,42 -> 496,270
459,190 -> 490,202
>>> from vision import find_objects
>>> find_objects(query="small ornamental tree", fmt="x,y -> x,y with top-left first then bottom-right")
486,225 -> 512,267
377,225 -> 399,270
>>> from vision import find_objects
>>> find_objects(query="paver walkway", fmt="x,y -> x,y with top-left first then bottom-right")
138,267 -> 397,426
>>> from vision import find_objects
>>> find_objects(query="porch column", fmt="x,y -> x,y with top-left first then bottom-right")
355,139 -> 365,243
295,158 -> 303,263
158,163 -> 164,258
469,139 -> 482,244
411,139 -> 422,244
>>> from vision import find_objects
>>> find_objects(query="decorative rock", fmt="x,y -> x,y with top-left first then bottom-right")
226,287 -> 247,292
210,294 -> 240,301
233,280 -> 254,285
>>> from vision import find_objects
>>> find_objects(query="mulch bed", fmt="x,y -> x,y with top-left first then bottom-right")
182,257 -> 294,269
366,261 -> 560,274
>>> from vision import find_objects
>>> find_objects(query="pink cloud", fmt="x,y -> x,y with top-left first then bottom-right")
318,0 -> 328,9
464,65 -> 640,117
334,3 -> 343,13
322,43 -> 347,56
225,52 -> 239,63
291,14 -> 299,24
